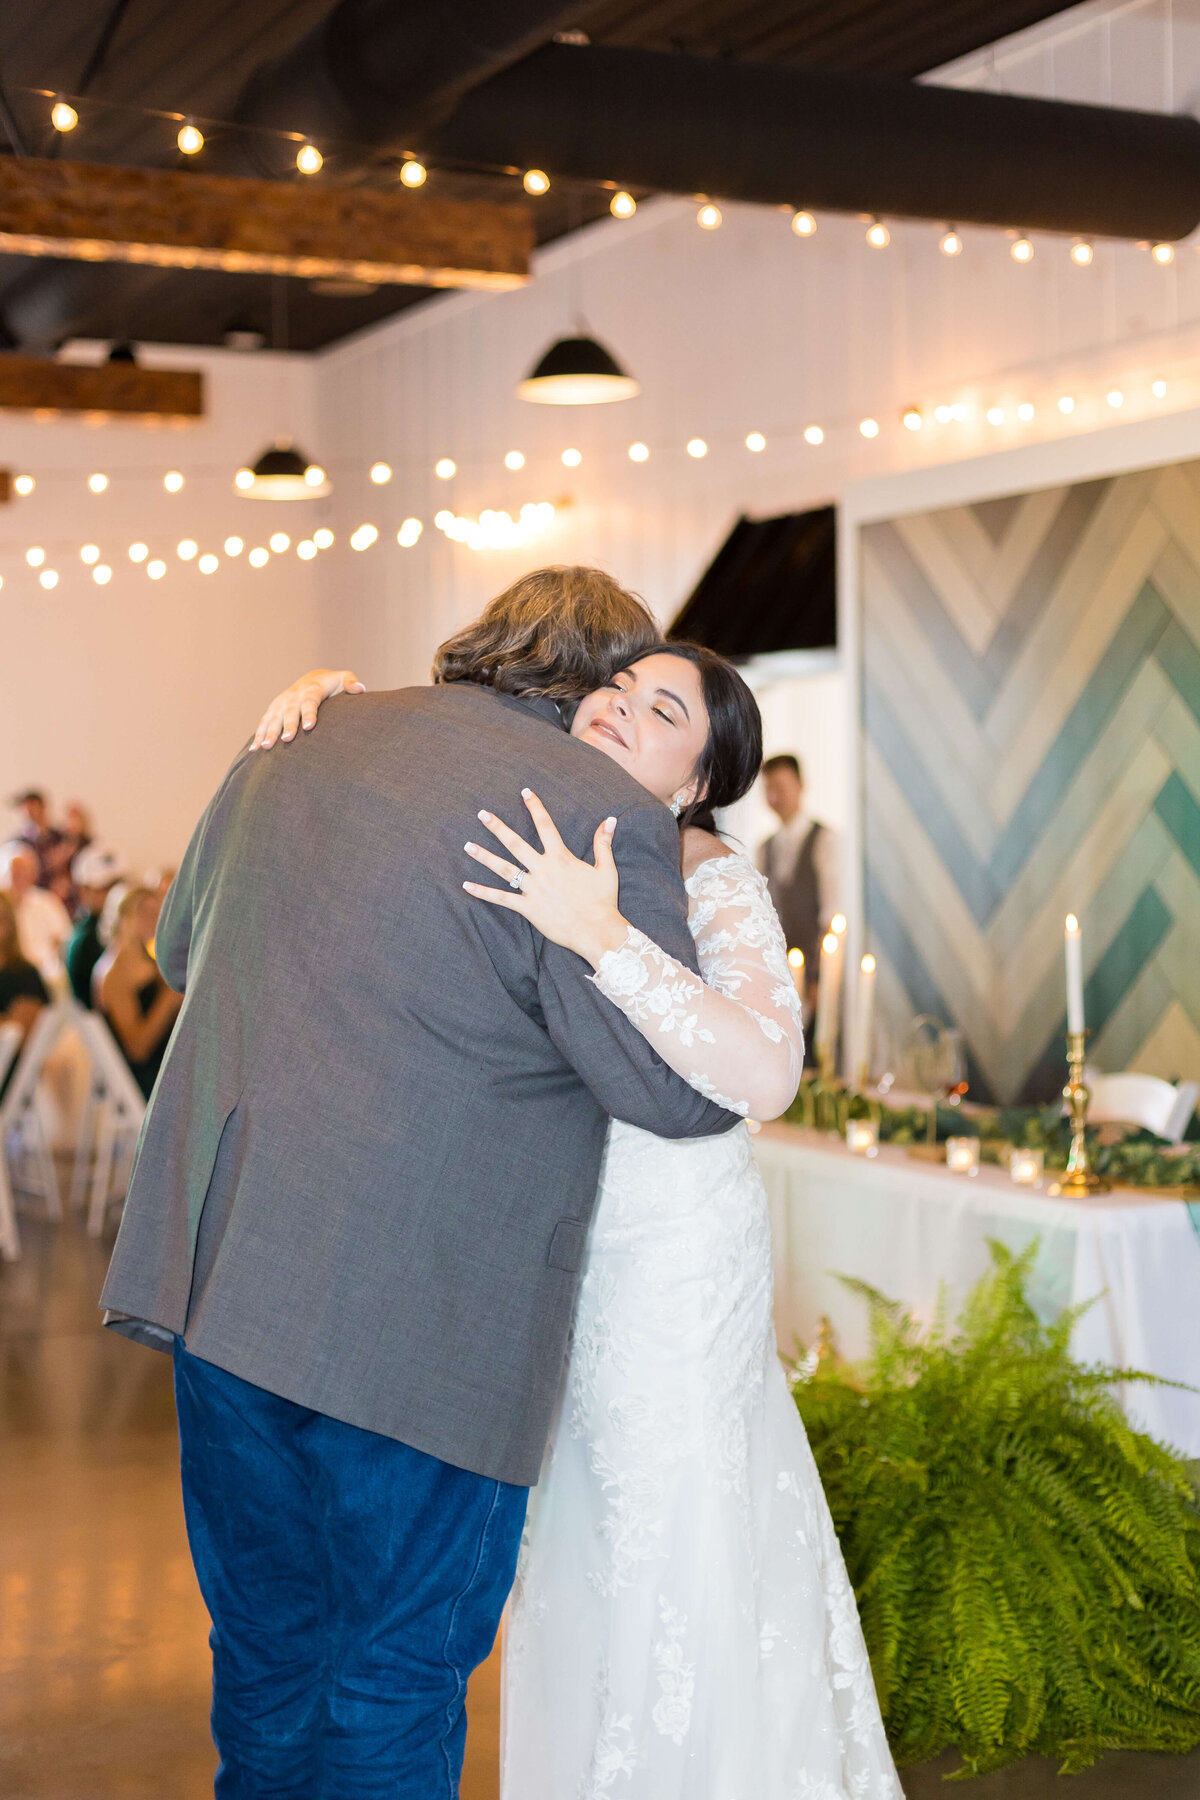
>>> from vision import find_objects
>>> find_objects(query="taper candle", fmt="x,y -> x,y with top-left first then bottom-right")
1064,913 -> 1085,1034
815,930 -> 843,1055
857,953 -> 876,1082
787,947 -> 805,999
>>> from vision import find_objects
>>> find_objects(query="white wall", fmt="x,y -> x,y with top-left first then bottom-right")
0,346 -> 325,871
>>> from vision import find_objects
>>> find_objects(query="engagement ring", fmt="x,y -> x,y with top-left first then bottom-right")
508,871 -> 524,892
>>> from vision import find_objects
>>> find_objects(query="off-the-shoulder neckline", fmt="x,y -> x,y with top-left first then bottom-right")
684,849 -> 754,889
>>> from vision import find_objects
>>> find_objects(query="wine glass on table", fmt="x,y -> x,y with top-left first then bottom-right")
910,1020 -> 968,1146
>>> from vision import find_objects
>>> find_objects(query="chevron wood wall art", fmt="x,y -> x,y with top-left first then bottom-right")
860,458 -> 1200,1103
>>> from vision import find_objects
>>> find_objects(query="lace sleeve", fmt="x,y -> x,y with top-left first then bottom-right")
590,855 -> 805,1120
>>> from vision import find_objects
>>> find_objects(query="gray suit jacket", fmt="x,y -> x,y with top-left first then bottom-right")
100,683 -> 737,1485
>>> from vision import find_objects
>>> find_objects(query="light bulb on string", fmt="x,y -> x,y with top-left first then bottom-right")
177,539 -> 198,561
745,432 -> 766,452
269,532 -> 290,553
51,98 -> 78,132
610,191 -> 636,219
177,121 -> 204,155
866,219 -> 889,249
859,418 -> 880,438
1152,379 -> 1167,398
129,542 -> 148,563
80,544 -> 100,564
987,407 -> 1005,425
370,462 -> 392,484
628,442 -> 649,462
902,407 -> 922,431
803,425 -> 823,445
561,447 -> 582,467
1058,395 -> 1075,414
350,524 -> 378,551
435,458 -> 456,479
297,540 -> 318,560
93,564 -> 112,585
1017,401 -> 1035,420
504,450 -> 525,470
791,210 -> 816,237
1152,242 -> 1175,265
235,468 -> 254,490
686,438 -> 707,458
400,159 -> 427,187
198,554 -> 219,574
313,528 -> 334,549
296,142 -> 323,175
26,547 -> 45,568
523,170 -> 549,195
88,472 -> 108,493
304,464 -> 326,488
397,518 -> 423,547
224,536 -> 244,556
1070,240 -> 1094,266
934,404 -> 952,423
14,475 -> 34,495
697,203 -> 722,230
39,568 -> 59,590
1107,389 -> 1124,408
248,547 -> 269,567
939,228 -> 962,257
1011,236 -> 1034,262
147,560 -> 167,579
164,469 -> 184,492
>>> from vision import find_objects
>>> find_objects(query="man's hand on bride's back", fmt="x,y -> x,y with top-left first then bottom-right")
251,669 -> 365,750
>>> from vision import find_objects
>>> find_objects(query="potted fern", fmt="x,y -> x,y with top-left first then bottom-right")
793,1242 -> 1200,1775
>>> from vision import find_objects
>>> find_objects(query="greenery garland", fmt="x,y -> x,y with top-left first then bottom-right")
792,1241 -> 1200,1775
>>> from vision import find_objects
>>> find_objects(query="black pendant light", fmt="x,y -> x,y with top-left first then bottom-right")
235,436 -> 331,500
517,333 -> 640,405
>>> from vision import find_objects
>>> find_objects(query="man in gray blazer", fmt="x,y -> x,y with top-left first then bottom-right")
101,565 -> 737,1797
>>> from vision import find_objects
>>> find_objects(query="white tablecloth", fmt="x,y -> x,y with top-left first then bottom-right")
754,1124 -> 1200,1458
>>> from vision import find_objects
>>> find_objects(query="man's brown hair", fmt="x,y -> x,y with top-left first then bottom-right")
431,566 -> 658,702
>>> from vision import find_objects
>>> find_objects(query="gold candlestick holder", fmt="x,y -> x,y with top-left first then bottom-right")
1048,1030 -> 1111,1196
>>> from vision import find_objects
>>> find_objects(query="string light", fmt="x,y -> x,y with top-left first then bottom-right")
400,159 -> 427,187
198,553 -> 219,573
177,121 -> 204,155
987,406 -> 1005,425
697,203 -> 722,230
397,518 -> 423,546
1107,389 -> 1124,408
93,564 -> 112,585
177,538 -> 198,560
296,142 -> 323,174
435,458 -> 456,479
1017,401 -> 1035,420
297,540 -> 317,560
164,470 -> 184,492
791,210 -> 816,237
435,501 -> 554,552
248,546 -> 269,567
234,468 -> 254,490
1152,242 -> 1175,265
50,98 -> 77,132
902,407 -> 922,431
1152,379 -> 1168,398
866,219 -> 889,249
269,531 -> 290,553
369,462 -> 392,484
147,559 -> 167,579
224,536 -> 243,556
523,170 -> 549,195
1011,236 -> 1034,262
87,472 -> 108,493
13,475 -> 33,496
304,464 -> 327,488
504,450 -> 525,470
950,403 -> 967,421
1058,395 -> 1075,413
350,524 -> 378,550
313,528 -> 334,548
129,542 -> 148,563
859,418 -> 880,438
803,425 -> 824,445
1071,241 -> 1094,266
26,547 -> 44,567
686,438 -> 707,458
610,191 -> 636,219
39,568 -> 59,589
628,442 -> 649,461
934,404 -> 952,423
561,447 -> 582,467
80,544 -> 100,564
939,229 -> 962,257
745,432 -> 766,452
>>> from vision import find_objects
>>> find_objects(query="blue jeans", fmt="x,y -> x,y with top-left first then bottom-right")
173,1342 -> 528,1798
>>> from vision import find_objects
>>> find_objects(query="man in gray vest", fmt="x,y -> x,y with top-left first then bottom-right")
757,753 -> 840,1017
100,566 -> 738,1797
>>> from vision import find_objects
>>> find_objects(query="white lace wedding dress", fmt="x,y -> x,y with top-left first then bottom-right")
502,852 -> 902,1799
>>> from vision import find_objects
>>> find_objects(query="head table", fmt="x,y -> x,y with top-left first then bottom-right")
752,1123 -> 1200,1459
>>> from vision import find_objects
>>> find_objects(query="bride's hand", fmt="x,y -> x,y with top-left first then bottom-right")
251,668 -> 365,750
464,790 -> 631,968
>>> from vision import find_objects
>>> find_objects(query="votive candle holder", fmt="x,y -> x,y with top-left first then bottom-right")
1010,1147 -> 1044,1188
946,1136 -> 980,1176
846,1118 -> 879,1157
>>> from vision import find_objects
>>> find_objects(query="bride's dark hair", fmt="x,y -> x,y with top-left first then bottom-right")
625,641 -> 763,835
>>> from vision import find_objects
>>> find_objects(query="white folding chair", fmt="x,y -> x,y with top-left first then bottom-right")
75,1012 -> 147,1238
0,1004 -> 71,1229
1086,1070 -> 1200,1145
0,1022 -> 23,1261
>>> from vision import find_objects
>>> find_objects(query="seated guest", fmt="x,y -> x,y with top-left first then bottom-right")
48,803 -> 95,912
10,789 -> 64,887
65,846 -> 125,1008
0,843 -> 72,989
756,753 -> 841,1015
93,887 -> 182,1099
0,893 -> 48,1094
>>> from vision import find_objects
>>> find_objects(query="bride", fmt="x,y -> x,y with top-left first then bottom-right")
254,644 -> 901,1800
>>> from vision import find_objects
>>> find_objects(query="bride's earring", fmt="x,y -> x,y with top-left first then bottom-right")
670,794 -> 685,818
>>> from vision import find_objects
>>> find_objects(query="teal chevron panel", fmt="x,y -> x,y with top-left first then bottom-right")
861,457 -> 1200,1102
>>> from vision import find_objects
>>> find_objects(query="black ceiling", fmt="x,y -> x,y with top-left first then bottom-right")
0,0 -> 1077,353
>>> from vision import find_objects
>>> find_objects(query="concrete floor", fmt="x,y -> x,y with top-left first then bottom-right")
2,1205 -> 1197,1798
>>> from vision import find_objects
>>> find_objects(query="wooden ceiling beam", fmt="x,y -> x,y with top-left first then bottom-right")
0,157 -> 532,291
0,356 -> 204,418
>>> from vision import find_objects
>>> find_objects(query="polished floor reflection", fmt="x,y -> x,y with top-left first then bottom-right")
0,1209 -> 501,1800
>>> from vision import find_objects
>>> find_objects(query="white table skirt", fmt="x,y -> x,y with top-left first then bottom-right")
753,1124 -> 1200,1459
